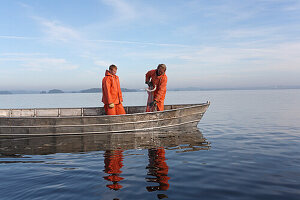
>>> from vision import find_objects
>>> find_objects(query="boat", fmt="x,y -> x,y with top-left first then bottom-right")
0,126 -> 210,155
0,102 -> 210,137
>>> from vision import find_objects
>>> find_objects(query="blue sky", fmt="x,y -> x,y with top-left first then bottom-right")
1,0 -> 300,90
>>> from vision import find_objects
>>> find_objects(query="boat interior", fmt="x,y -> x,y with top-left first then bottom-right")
0,104 -> 197,118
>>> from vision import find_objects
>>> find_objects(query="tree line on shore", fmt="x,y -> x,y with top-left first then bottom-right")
1,85 -> 300,95
0,88 -> 139,95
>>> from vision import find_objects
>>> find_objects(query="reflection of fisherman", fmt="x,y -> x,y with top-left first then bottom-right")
102,64 -> 126,115
103,150 -> 124,190
145,64 -> 167,112
146,147 -> 170,192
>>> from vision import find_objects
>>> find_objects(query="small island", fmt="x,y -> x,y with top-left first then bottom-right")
0,91 -> 12,95
48,89 -> 64,94
79,88 -> 101,93
2,86 -> 300,95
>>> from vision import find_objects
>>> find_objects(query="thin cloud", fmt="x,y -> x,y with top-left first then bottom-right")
186,1 -> 259,22
225,28 -> 277,38
0,52 -> 47,56
17,2 -> 33,9
124,41 -> 300,73
88,39 -> 190,47
94,60 -> 113,68
33,17 -> 81,42
224,26 -> 300,42
22,58 -> 79,71
282,1 -> 300,11
0,35 -> 38,40
0,54 -> 79,71
0,34 -> 189,47
101,0 -> 137,21
98,0 -> 168,27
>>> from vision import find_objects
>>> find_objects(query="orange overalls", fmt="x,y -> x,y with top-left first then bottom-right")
102,70 -> 126,115
146,147 -> 170,191
145,69 -> 167,111
103,150 -> 124,190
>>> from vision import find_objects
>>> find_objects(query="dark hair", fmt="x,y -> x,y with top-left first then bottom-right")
157,64 -> 166,71
109,64 -> 117,70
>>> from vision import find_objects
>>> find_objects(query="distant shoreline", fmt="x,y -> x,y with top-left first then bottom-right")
1,86 -> 300,95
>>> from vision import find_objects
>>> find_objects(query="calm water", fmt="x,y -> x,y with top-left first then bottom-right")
1,90 -> 300,200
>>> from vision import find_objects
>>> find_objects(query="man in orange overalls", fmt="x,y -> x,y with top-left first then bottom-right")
146,147 -> 170,191
102,64 -> 126,115
145,64 -> 167,111
103,150 -> 124,190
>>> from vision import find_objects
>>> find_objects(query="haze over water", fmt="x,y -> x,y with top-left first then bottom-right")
1,90 -> 300,200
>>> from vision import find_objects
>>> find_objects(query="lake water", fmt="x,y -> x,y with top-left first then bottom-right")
1,90 -> 300,200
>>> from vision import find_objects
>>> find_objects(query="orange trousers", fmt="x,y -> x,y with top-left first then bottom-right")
104,104 -> 126,115
156,101 -> 164,111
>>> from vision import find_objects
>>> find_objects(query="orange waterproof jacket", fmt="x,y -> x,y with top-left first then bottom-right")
145,69 -> 167,102
102,70 -> 123,105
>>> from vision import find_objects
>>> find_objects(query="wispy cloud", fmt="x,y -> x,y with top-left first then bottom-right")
33,17 -> 81,42
101,0 -> 137,21
0,34 -> 188,47
0,52 -> 47,56
88,39 -> 190,47
17,2 -> 33,9
96,0 -> 168,28
225,27 -> 279,39
94,59 -> 113,68
22,57 -> 79,71
124,41 -> 300,74
283,1 -> 300,11
224,25 -> 300,44
1,0 -> 299,89
0,35 -> 38,40
186,1 -> 259,22
0,54 -> 78,71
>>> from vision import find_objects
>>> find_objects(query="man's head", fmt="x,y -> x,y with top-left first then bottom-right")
157,64 -> 166,76
109,64 -> 117,75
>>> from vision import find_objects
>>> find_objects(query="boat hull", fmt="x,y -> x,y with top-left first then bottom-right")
0,103 -> 210,136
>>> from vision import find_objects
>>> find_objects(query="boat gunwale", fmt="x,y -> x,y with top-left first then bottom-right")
0,102 -> 210,119
0,111 -> 205,128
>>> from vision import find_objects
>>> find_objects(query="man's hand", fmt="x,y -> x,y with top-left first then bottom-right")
109,103 -> 114,108
149,100 -> 157,107
145,81 -> 153,87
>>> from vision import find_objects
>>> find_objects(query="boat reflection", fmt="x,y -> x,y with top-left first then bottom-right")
0,126 -> 210,155
0,126 -> 210,194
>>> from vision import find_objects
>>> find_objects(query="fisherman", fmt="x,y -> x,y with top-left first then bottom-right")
146,147 -> 170,191
102,64 -> 126,115
103,150 -> 124,190
145,64 -> 167,111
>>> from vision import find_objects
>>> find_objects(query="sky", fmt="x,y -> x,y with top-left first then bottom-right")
0,0 -> 300,90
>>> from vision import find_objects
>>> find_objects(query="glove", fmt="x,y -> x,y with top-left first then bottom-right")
149,100 -> 157,107
145,81 -> 153,87
109,103 -> 114,108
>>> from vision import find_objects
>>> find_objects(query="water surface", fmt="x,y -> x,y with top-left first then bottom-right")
1,90 -> 300,200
